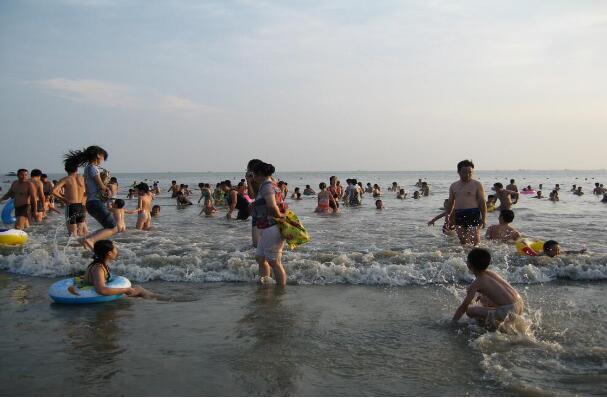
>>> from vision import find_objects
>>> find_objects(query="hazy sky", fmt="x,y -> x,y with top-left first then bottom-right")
1,0 -> 606,172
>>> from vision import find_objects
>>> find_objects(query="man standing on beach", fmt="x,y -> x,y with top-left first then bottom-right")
444,160 -> 487,246
0,169 -> 37,230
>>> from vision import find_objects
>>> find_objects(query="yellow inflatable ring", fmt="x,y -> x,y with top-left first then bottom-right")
0,228 -> 28,246
515,238 -> 544,256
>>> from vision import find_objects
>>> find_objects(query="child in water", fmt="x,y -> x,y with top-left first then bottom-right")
375,199 -> 384,209
151,205 -> 160,217
542,240 -> 586,257
485,210 -> 521,242
110,199 -> 137,232
452,248 -> 524,331
69,240 -> 156,298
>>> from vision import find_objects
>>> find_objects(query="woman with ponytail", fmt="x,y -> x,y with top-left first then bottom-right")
64,146 -> 117,251
251,161 -> 288,287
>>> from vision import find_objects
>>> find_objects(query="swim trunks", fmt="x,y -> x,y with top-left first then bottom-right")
66,203 -> 85,225
454,208 -> 482,227
486,300 -> 523,328
14,204 -> 28,218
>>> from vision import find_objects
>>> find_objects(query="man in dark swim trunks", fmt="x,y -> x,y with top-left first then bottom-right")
0,169 -> 37,230
444,160 -> 487,246
52,160 -> 88,237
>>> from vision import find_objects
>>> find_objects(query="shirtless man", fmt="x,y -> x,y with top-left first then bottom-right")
168,180 -> 179,198
135,183 -> 153,230
444,160 -> 487,246
29,169 -> 47,222
452,248 -> 523,331
505,179 -> 519,204
0,169 -> 36,230
493,182 -> 519,211
485,210 -> 521,242
52,161 -> 87,237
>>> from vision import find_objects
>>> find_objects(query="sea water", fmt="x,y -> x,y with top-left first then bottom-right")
1,170 -> 606,395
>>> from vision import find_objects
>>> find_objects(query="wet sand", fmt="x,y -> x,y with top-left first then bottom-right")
2,272 -> 607,396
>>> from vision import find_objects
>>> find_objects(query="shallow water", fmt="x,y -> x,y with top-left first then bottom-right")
1,170 -> 606,395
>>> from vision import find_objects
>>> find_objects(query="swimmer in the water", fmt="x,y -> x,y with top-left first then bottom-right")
486,194 -> 497,211
571,184 -> 577,192
413,191 -> 420,199
365,183 -> 373,194
151,205 -> 160,217
291,187 -> 302,200
506,179 -> 519,204
485,210 -> 521,242
375,199 -> 384,210
541,240 -> 586,257
493,182 -> 518,211
549,190 -> 559,202
389,182 -> 398,192
372,184 -> 382,198
303,185 -> 316,196
421,182 -> 430,196
396,189 -> 407,199
533,191 -> 544,199
574,186 -> 584,196
315,182 -> 335,214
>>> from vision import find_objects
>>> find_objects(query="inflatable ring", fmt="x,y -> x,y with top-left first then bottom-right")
2,199 -> 16,224
487,205 -> 496,213
515,239 -> 544,256
0,228 -> 28,246
49,276 -> 131,304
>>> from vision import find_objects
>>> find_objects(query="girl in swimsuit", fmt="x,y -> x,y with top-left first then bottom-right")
315,182 -> 335,214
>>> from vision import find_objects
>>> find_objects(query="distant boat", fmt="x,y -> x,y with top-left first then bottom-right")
5,172 -> 16,176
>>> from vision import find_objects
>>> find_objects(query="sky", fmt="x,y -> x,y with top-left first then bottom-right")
1,0 -> 606,173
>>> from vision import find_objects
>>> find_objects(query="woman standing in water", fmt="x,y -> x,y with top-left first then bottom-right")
64,146 -> 118,251
251,161 -> 287,287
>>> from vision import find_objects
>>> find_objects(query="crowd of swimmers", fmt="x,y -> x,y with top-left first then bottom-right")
1,148 -> 604,330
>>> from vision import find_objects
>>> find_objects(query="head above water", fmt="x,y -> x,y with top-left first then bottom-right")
499,209 -> 514,223
543,240 -> 560,257
467,248 -> 491,272
113,199 -> 125,209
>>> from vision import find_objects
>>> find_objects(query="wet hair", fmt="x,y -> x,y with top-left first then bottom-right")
374,184 -> 379,189
172,180 -> 177,184
543,240 -> 559,252
375,200 -> 382,205
467,248 -> 491,271
251,161 -> 275,177
319,182 -> 326,189
92,240 -> 115,263
137,182 -> 150,193
17,168 -> 28,174
500,209 -> 514,223
399,189 -> 405,194
113,199 -> 125,209
457,159 -> 474,171
64,146 -> 108,167
494,182 -> 503,189
31,169 -> 42,177
152,205 -> 160,212
306,185 -> 311,188
294,187 -> 300,192
392,182 -> 397,186
41,174 -> 48,179
510,179 -> 515,184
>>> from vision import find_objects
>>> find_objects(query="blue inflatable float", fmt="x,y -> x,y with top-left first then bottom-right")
2,199 -> 16,225
49,276 -> 131,304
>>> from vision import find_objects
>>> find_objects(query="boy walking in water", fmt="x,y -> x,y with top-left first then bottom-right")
52,161 -> 88,237
444,160 -> 487,246
0,169 -> 37,230
452,248 -> 524,331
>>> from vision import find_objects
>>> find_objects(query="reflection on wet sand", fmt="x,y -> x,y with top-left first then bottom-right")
233,286 -> 300,395
51,300 -> 134,393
